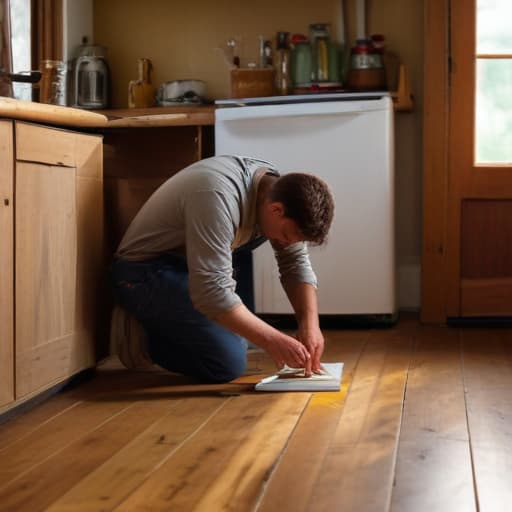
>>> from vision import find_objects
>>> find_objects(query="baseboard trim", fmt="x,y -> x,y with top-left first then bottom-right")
0,367 -> 96,426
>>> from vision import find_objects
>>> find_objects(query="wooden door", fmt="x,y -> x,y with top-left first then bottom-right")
15,160 -> 78,398
0,120 -> 14,407
447,0 -> 512,317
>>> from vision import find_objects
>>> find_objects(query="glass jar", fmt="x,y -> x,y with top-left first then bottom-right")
350,39 -> 383,70
291,41 -> 313,86
39,59 -> 67,105
274,31 -> 291,95
309,23 -> 331,82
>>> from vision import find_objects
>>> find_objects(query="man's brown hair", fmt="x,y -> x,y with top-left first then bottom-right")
269,173 -> 334,245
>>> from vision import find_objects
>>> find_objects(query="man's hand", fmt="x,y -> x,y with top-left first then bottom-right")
265,334 -> 311,371
215,304 -> 312,371
281,281 -> 324,376
296,324 -> 325,375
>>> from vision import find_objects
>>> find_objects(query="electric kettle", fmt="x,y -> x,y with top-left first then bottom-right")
73,44 -> 110,109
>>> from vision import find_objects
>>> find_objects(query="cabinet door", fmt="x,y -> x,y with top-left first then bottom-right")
0,121 -> 14,408
15,161 -> 78,399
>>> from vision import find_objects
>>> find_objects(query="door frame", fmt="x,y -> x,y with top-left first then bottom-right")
422,0 -> 451,323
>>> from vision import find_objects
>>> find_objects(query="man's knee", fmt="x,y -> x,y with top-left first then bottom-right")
200,341 -> 247,383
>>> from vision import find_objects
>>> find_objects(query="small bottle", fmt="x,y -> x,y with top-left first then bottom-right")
274,32 -> 291,95
264,40 -> 273,67
128,58 -> 156,108
309,23 -> 330,82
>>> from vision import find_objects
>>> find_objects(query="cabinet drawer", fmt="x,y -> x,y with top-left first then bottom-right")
15,122 -> 103,179
15,122 -> 76,167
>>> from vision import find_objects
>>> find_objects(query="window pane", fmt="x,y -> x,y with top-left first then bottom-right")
475,58 -> 512,163
477,0 -> 512,53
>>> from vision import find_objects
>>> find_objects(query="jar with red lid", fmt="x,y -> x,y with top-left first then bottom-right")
350,39 -> 383,70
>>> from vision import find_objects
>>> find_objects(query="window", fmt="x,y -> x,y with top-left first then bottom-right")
476,0 -> 512,164
10,0 -> 32,100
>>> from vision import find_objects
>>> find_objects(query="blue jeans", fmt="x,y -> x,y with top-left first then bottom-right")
111,239 -> 265,383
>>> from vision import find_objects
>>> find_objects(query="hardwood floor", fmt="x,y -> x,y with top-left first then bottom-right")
1,314 -> 511,511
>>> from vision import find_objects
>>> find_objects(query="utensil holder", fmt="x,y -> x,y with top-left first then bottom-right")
230,68 -> 275,99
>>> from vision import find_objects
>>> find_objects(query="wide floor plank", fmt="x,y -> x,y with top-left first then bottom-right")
0,394 -> 82,450
257,332 -> 369,512
0,399 -> 182,512
113,393 -> 311,512
462,329 -> 512,512
309,334 -> 412,512
0,399 -> 132,487
46,397 -> 227,512
391,326 -> 476,512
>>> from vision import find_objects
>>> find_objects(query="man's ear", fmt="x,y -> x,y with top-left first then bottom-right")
269,201 -> 285,217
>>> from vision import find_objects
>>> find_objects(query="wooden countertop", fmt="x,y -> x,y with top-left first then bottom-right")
96,105 -> 215,128
0,98 -> 215,129
0,97 -> 108,127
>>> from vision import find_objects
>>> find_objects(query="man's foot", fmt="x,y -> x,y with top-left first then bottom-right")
110,305 -> 154,369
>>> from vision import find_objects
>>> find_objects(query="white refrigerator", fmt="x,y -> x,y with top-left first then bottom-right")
215,92 -> 396,319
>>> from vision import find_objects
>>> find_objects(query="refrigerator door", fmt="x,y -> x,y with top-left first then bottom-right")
215,97 -> 396,315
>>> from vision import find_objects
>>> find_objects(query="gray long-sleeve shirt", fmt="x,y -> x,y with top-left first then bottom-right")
116,155 -> 317,318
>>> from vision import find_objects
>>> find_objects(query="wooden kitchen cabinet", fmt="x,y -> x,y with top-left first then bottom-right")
0,120 -> 104,412
0,121 -> 14,408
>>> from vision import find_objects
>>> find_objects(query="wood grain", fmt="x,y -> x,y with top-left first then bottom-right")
98,105 -> 215,127
113,393 -> 311,512
446,0 -> 474,316
5,317 -> 508,511
462,329 -> 512,512
390,326 -> 475,512
9,124 -> 104,405
0,399 -> 186,512
461,278 -> 512,316
15,122 -> 76,167
421,0 -> 450,323
461,200 -> 512,278
0,120 -> 14,408
76,165 -> 106,359
74,131 -> 103,178
257,333 -> 368,512
446,0 -> 512,317
75,175 -> 104,332
46,397 -> 226,512
0,98 -> 107,128
308,336 -> 412,511
0,394 -> 81,450
15,161 -> 77,399
0,399 -> 132,487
